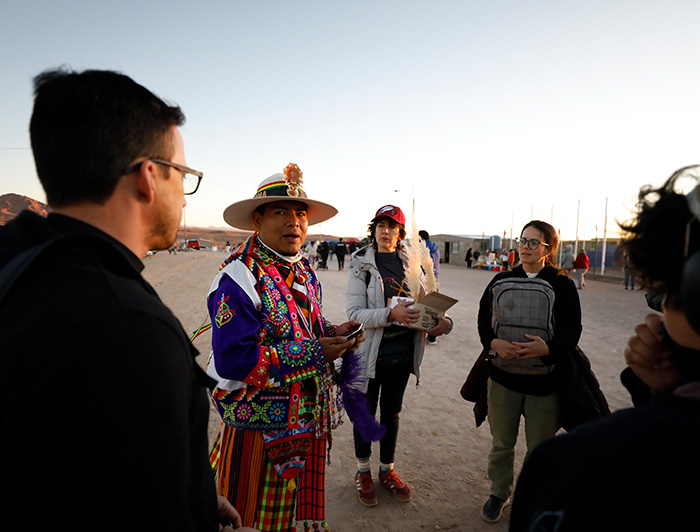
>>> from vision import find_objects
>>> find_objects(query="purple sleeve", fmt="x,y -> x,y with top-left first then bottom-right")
208,274 -> 265,383
208,273 -> 328,387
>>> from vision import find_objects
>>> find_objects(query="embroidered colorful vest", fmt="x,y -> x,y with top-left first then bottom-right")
210,236 -> 341,436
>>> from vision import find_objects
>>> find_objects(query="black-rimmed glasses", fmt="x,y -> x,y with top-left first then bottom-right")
124,158 -> 203,195
515,237 -> 551,250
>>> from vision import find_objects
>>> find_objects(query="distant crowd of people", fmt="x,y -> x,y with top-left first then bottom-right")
302,239 -> 358,271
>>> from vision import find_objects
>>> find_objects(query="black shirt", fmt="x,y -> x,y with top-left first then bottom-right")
511,390 -> 700,531
0,212 -> 219,531
375,249 -> 413,341
375,249 -> 411,303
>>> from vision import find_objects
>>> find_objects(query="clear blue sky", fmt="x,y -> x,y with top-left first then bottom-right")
3,0 -> 700,241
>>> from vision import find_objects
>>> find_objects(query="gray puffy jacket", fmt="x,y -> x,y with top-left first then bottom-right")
345,244 -> 428,389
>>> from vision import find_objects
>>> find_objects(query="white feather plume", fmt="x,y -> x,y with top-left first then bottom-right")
403,215 -> 438,300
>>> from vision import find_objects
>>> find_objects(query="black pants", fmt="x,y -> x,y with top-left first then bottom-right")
337,255 -> 345,269
353,359 -> 412,464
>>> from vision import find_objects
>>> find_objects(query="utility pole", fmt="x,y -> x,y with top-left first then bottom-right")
575,199 -> 580,254
510,210 -> 514,249
601,198 -> 608,275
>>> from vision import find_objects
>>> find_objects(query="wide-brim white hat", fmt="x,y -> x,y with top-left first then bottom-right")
223,163 -> 338,231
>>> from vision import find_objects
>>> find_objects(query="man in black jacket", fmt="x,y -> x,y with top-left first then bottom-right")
0,69 -> 253,531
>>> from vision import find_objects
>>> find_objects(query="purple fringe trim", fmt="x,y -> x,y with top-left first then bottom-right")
337,350 -> 386,443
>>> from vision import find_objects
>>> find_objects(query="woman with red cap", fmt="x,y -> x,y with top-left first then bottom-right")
345,205 -> 453,507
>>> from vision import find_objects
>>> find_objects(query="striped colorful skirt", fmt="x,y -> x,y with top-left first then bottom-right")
211,423 -> 327,532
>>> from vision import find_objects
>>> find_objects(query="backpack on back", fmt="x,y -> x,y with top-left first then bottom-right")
490,277 -> 556,375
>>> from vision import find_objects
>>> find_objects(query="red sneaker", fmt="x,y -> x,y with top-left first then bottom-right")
379,469 -> 412,502
355,471 -> 378,507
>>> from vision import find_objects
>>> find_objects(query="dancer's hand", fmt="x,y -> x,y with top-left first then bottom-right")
218,496 -> 260,530
320,336 -> 356,362
334,320 -> 365,352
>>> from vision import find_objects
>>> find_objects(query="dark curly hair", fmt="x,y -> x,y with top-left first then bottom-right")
618,165 -> 700,304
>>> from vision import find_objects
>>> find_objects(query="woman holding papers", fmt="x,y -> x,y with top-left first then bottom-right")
345,204 -> 452,507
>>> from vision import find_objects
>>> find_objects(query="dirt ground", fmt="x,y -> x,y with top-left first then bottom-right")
143,250 -> 650,532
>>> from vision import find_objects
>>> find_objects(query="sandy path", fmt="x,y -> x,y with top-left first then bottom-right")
143,251 -> 649,531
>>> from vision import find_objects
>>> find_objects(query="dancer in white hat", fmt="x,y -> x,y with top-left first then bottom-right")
207,163 -> 363,532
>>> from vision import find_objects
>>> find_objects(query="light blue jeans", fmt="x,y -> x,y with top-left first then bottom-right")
486,378 -> 558,500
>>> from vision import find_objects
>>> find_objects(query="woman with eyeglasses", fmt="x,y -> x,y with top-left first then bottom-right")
476,220 -> 582,523
510,167 -> 700,530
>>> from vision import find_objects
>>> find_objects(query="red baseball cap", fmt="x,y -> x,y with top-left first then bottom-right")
372,205 -> 405,226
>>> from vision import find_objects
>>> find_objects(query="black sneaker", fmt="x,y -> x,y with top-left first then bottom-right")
481,495 -> 510,523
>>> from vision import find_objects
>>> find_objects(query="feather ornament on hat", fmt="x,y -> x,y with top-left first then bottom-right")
222,163 -> 338,230
283,163 -> 303,197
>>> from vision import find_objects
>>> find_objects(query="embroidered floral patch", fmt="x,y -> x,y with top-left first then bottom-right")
269,401 -> 287,423
235,403 -> 253,421
280,342 -> 312,367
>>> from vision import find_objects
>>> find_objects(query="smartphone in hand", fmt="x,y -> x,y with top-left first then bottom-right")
346,323 -> 364,340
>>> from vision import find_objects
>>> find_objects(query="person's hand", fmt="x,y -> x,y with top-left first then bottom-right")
512,334 -> 550,358
389,299 -> 420,326
426,316 -> 451,337
625,313 -> 678,393
334,320 -> 365,352
217,496 -> 241,530
320,336 -> 356,362
490,338 -> 520,359
335,321 -> 361,338
217,496 -> 260,531
347,331 -> 365,351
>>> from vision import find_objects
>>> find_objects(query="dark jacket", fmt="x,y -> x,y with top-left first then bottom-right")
556,346 -> 610,431
462,345 -> 609,430
464,264 -> 607,429
477,264 -> 582,396
511,390 -> 700,531
0,211 -> 219,531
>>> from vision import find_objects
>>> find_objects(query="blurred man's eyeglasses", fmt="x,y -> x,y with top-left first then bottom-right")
516,237 -> 550,250
124,158 -> 203,195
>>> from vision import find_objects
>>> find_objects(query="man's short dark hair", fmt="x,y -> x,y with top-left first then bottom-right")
30,68 -> 185,207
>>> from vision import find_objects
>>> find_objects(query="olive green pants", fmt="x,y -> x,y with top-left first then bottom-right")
486,378 -> 558,500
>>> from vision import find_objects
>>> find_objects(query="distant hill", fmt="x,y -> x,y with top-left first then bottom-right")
0,194 -> 348,246
0,193 -> 49,225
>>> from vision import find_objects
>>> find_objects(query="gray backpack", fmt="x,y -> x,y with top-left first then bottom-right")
490,277 -> 556,375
